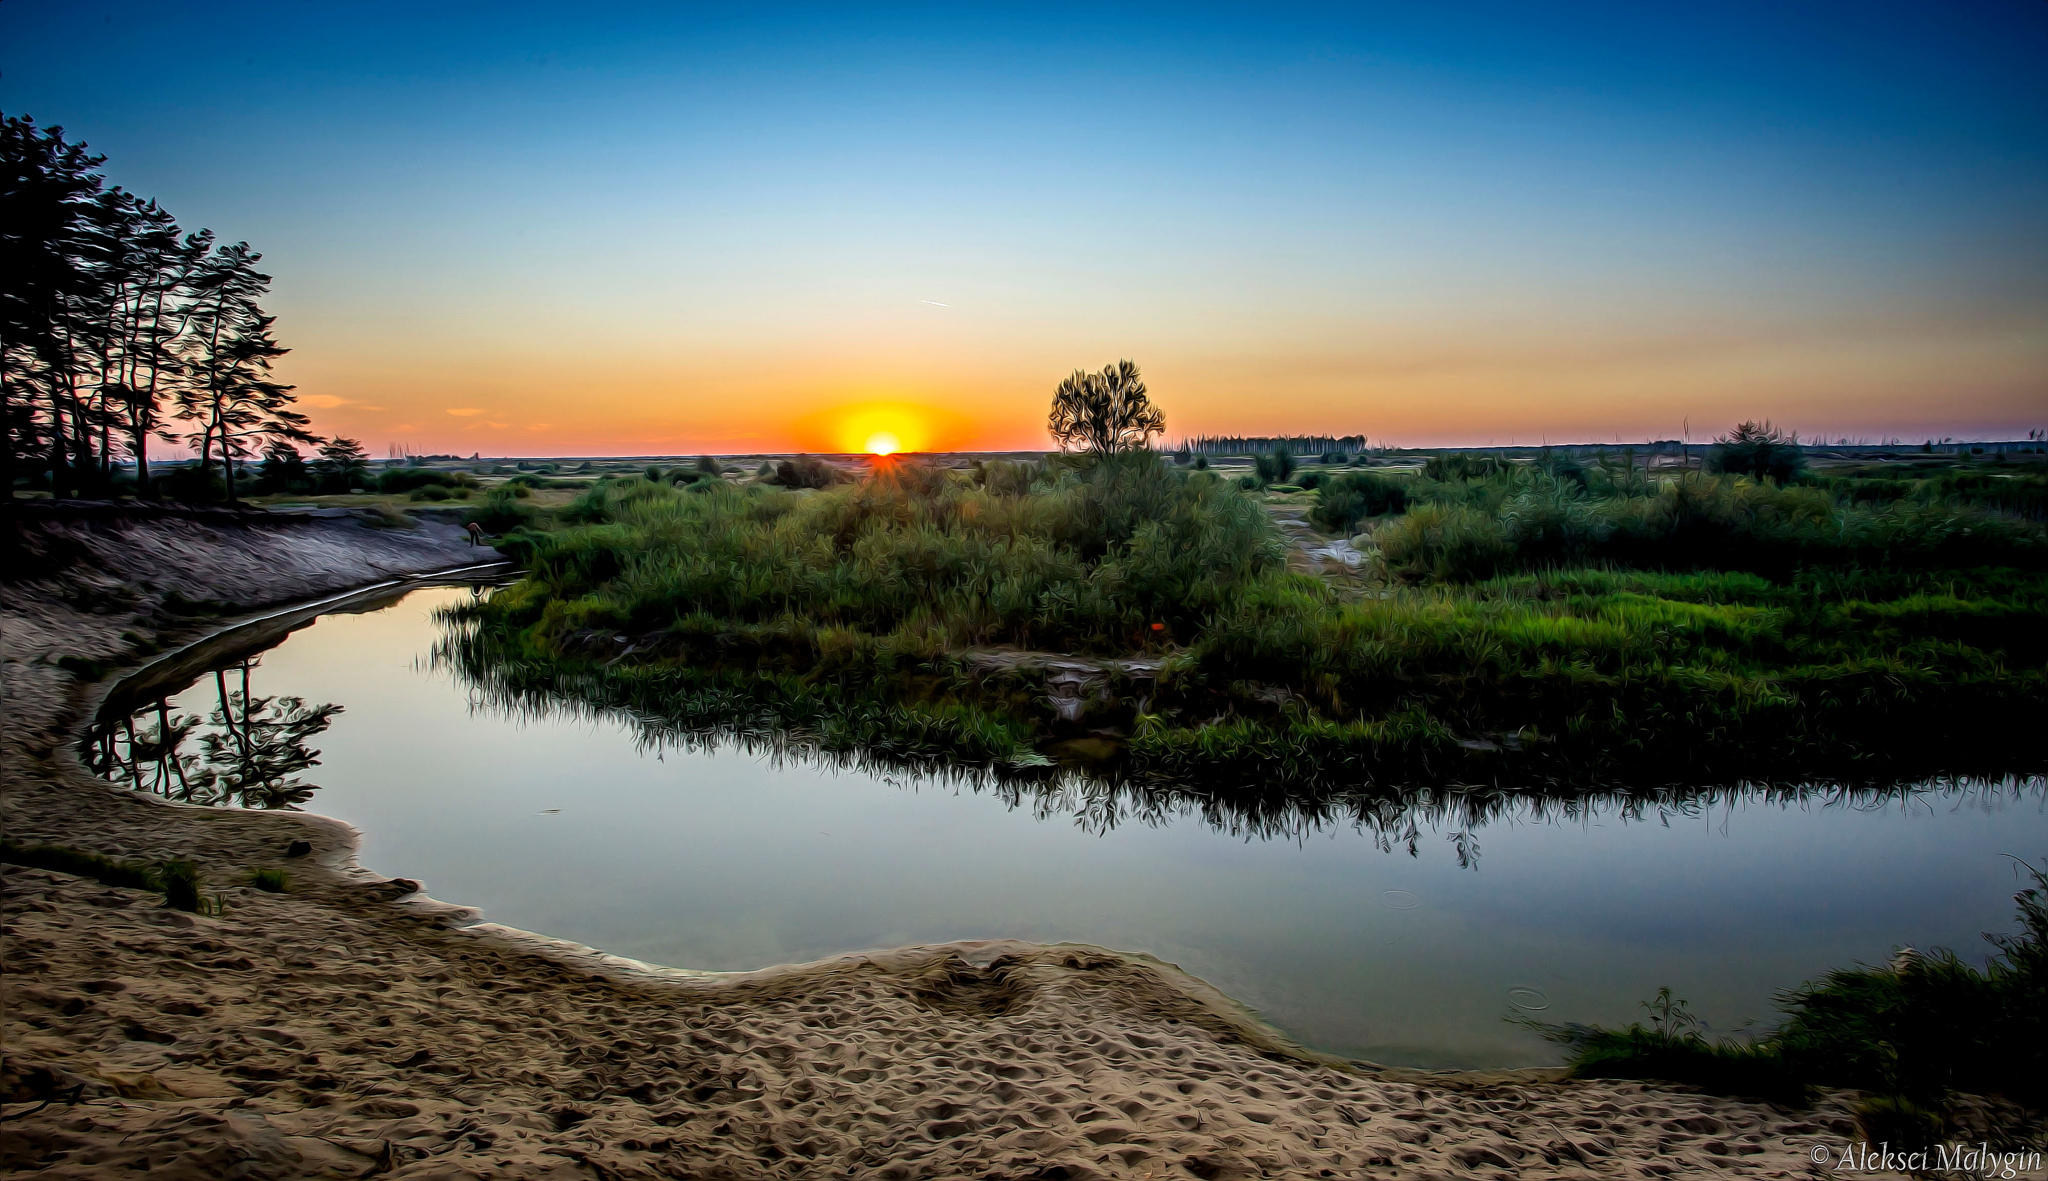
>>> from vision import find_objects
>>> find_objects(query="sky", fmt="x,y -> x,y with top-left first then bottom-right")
4,1 -> 2046,455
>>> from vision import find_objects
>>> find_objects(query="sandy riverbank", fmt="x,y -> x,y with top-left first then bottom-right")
1,504 -> 1916,1178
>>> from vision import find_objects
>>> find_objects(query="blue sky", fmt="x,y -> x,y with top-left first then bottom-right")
5,1 -> 2044,452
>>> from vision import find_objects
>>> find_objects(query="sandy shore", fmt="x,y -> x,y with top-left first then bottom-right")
0,504 -> 1923,1178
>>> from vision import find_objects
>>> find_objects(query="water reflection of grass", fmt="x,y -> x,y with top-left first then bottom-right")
455,454 -> 2048,790
429,623 -> 2048,860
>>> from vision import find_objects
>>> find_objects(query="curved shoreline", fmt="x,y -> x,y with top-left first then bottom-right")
74,566 -> 1360,1074
1,506 -> 1888,1178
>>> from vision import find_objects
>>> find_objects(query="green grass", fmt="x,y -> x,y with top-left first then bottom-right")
1,838 -> 224,913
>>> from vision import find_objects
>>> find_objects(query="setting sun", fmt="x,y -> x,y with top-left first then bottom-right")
865,431 -> 899,456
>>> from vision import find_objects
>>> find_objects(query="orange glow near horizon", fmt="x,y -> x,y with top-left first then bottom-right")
268,310 -> 2047,459
812,402 -> 964,456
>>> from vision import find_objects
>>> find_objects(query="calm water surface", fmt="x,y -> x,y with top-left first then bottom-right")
93,585 -> 2048,1068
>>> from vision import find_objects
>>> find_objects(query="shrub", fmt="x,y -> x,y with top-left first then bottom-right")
1252,447 -> 1297,487
1311,471 -> 1409,533
767,455 -> 843,489
469,488 -> 538,533
1706,420 -> 1805,483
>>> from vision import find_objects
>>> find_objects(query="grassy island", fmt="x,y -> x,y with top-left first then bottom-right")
450,450 -> 2048,792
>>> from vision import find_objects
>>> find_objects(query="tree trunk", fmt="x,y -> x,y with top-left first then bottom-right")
46,392 -> 69,498
0,376 -> 15,502
131,421 -> 151,496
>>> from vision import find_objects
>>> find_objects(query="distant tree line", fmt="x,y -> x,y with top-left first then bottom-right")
1172,434 -> 1369,457
2,114 -> 348,500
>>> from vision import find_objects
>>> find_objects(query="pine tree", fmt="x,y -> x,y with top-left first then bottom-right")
176,242 -> 311,498
316,436 -> 370,492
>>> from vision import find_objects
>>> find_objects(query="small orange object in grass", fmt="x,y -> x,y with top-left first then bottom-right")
1150,622 -> 1165,631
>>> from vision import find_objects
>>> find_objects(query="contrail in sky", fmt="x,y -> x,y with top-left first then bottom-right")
919,299 -> 951,307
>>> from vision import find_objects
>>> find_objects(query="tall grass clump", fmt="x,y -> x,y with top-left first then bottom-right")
1532,861 -> 2048,1114
158,858 -> 207,912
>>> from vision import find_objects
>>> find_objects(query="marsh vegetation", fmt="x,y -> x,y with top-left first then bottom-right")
456,443 -> 2048,792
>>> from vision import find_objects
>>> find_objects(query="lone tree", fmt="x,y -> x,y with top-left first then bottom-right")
1707,420 -> 1804,483
1048,359 -> 1165,455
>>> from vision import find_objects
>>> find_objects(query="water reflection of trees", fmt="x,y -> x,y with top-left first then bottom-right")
430,619 -> 2045,867
87,658 -> 342,810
